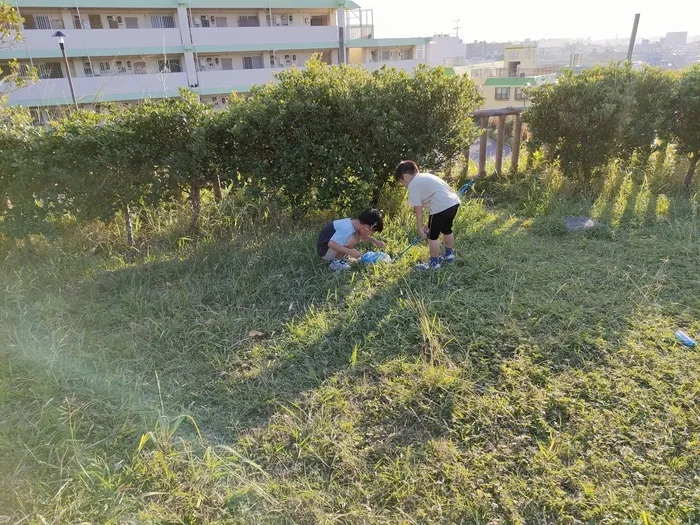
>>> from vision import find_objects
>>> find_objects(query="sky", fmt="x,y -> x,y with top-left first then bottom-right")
356,0 -> 700,43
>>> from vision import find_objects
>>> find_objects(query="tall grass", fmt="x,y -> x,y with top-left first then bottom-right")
1,157 -> 699,524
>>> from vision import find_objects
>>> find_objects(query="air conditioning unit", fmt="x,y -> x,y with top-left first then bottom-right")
94,68 -> 101,76
193,17 -> 200,27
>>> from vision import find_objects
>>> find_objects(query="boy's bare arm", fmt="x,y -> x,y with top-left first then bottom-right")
328,240 -> 361,258
414,206 -> 427,238
368,236 -> 386,249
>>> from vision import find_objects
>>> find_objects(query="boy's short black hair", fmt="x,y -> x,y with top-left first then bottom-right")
394,160 -> 419,182
358,208 -> 384,233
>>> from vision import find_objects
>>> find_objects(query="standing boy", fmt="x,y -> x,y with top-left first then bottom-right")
317,208 -> 386,271
395,160 -> 460,270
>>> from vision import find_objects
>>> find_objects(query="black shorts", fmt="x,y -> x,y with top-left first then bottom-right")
428,204 -> 459,241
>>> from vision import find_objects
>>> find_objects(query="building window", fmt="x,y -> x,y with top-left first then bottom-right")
106,16 -> 119,29
23,14 -> 52,30
214,17 -> 227,27
158,59 -> 182,73
237,15 -> 259,27
37,62 -> 63,79
89,14 -> 103,29
495,87 -> 510,100
151,15 -> 175,29
514,87 -> 525,100
243,56 -> 263,69
124,17 -> 139,29
509,50 -> 518,59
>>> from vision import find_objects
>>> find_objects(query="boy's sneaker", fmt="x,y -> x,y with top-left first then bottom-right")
329,259 -> 351,272
415,260 -> 441,271
440,253 -> 455,263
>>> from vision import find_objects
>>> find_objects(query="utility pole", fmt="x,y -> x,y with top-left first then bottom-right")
453,19 -> 460,38
627,13 -> 640,62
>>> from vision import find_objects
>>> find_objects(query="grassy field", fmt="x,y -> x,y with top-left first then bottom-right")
1,162 -> 699,524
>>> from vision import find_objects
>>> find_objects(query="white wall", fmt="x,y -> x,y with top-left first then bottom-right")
6,72 -> 189,105
190,26 -> 338,47
429,35 -> 466,66
15,28 -> 183,53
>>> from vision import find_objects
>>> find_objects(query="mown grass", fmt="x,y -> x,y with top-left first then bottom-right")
1,154 -> 699,524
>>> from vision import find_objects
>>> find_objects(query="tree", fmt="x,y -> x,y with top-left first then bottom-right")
129,90 -> 218,230
0,106 -> 49,237
230,57 -> 483,214
617,66 -> 677,166
0,2 -> 37,104
670,65 -> 700,190
524,64 -> 637,180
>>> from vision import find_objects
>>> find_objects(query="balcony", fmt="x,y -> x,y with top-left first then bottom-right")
2,28 -> 183,59
197,68 -> 276,92
6,72 -> 189,106
469,65 -> 560,78
191,26 -> 338,50
346,25 -> 374,40
362,59 -> 423,73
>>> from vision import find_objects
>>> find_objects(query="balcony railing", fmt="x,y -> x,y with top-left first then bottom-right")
346,25 -> 374,40
469,66 -> 560,78
6,72 -> 189,105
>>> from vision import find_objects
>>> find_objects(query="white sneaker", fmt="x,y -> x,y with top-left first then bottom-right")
440,253 -> 455,263
329,259 -> 351,272
415,260 -> 441,271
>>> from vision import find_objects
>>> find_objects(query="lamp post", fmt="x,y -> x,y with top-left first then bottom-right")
51,30 -> 78,109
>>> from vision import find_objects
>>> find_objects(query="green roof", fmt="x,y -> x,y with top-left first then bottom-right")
443,66 -> 471,77
484,77 -> 536,86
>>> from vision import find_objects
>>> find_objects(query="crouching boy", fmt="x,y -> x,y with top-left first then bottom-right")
317,209 -> 385,271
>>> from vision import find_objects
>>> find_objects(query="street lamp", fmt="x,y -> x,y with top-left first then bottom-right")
51,30 -> 78,109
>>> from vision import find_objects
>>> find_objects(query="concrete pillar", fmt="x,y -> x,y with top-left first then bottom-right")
60,9 -> 74,31
337,4 -> 346,64
183,50 -> 198,87
176,5 -> 192,45
423,38 -> 431,64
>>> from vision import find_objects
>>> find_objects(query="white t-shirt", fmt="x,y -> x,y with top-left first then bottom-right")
406,173 -> 461,215
330,218 -> 357,246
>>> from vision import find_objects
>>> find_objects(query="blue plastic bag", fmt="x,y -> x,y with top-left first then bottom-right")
360,251 -> 392,264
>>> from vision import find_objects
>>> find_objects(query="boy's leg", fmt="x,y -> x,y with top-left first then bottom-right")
440,205 -> 459,262
444,233 -> 454,250
429,239 -> 441,258
415,214 -> 442,270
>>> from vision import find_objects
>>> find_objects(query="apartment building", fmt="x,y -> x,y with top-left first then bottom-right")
2,1 -> 431,119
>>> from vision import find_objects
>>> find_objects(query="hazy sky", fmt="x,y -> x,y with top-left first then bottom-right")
356,0 -> 700,42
